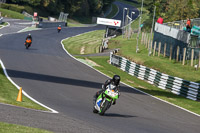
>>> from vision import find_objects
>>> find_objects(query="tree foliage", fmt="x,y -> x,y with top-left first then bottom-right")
6,0 -> 115,16
144,0 -> 200,22
141,0 -> 200,30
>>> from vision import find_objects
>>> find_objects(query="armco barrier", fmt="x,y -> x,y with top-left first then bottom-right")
110,52 -> 200,101
36,21 -> 66,28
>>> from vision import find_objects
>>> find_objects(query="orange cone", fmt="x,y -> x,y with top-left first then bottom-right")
16,87 -> 22,102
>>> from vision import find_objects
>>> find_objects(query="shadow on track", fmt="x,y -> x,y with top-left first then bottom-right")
25,48 -> 38,51
103,113 -> 136,118
6,69 -> 145,95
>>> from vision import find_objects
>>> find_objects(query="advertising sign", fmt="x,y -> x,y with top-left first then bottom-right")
97,17 -> 121,27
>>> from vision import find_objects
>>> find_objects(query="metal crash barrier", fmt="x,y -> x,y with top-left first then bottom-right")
110,52 -> 200,101
36,21 -> 66,28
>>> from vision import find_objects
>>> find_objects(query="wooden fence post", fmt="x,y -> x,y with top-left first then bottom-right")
143,33 -> 146,45
191,49 -> 194,66
153,41 -> 157,56
164,43 -> 166,57
158,42 -> 161,57
141,32 -> 144,44
148,38 -> 151,49
169,45 -> 172,60
176,46 -> 180,62
182,48 -> 186,65
150,40 -> 153,55
146,35 -> 148,48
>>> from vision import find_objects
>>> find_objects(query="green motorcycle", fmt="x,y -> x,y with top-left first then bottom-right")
93,84 -> 119,115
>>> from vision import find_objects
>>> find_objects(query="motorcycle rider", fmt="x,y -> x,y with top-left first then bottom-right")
26,33 -> 32,42
57,25 -> 61,32
93,75 -> 120,105
25,33 -> 32,48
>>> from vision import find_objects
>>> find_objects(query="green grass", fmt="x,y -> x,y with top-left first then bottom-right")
0,122 -> 52,133
108,34 -> 200,82
0,8 -> 25,19
1,22 -> 8,26
71,16 -> 93,24
63,30 -> 104,55
67,19 -> 90,27
18,25 -> 40,32
0,21 -> 9,28
0,65 -> 48,111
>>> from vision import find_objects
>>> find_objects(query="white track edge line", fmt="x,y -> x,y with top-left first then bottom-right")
17,26 -> 29,33
60,33 -> 200,118
0,59 -> 58,113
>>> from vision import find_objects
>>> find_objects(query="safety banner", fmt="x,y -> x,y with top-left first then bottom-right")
97,17 -> 121,27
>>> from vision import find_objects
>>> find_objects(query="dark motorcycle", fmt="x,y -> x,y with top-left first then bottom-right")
24,38 -> 32,49
57,26 -> 61,33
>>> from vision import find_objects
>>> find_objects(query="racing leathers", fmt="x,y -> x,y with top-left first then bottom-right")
93,79 -> 120,105
25,35 -> 32,46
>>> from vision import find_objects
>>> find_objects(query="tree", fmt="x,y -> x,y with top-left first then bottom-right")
6,0 -> 115,17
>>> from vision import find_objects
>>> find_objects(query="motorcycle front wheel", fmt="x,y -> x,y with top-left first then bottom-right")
25,44 -> 29,49
93,107 -> 98,113
99,100 -> 110,116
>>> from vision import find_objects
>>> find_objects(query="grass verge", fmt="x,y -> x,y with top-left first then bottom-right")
67,19 -> 87,27
18,25 -> 41,32
0,65 -> 48,111
0,8 -> 25,19
0,122 -> 52,133
1,22 -> 8,26
108,34 -> 200,82
63,30 -> 104,55
0,22 -> 8,28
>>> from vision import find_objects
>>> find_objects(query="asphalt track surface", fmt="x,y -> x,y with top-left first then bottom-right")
0,18 -> 33,35
0,1 -> 200,133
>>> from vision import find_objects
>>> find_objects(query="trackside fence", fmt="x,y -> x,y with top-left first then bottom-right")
110,52 -> 200,101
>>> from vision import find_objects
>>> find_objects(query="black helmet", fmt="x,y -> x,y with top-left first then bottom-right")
112,75 -> 120,86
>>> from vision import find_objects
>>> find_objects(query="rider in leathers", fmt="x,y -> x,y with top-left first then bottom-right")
25,33 -> 32,47
26,33 -> 32,42
93,75 -> 120,105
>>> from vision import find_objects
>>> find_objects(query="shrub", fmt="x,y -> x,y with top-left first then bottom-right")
0,8 -> 25,19
0,3 -> 9,9
1,3 -> 24,13
24,5 -> 33,14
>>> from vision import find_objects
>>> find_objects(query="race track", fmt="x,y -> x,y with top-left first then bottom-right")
0,1 -> 200,133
